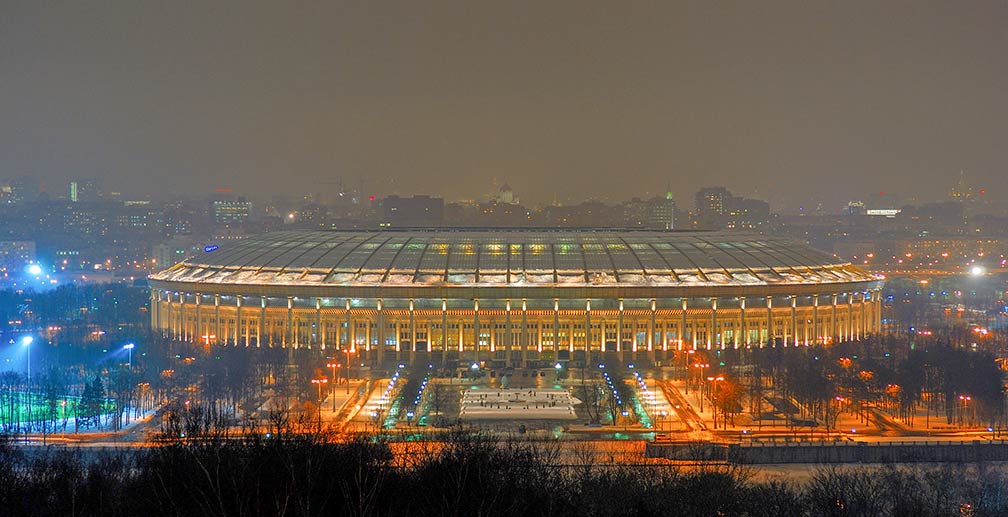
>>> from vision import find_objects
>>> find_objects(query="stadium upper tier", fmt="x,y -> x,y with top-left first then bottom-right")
151,230 -> 876,289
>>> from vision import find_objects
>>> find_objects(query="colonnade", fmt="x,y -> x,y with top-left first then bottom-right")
151,289 -> 884,366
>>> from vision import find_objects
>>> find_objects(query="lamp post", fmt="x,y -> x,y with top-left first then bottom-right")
343,349 -> 355,394
312,377 -> 329,428
124,343 -> 135,369
707,375 -> 724,429
21,336 -> 33,385
693,362 -> 709,412
684,350 -> 695,391
326,360 -> 341,411
959,395 -> 972,427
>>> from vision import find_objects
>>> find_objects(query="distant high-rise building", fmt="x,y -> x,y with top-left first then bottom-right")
210,197 -> 251,226
694,187 -> 768,230
69,178 -> 102,202
652,192 -> 676,230
695,187 -> 731,219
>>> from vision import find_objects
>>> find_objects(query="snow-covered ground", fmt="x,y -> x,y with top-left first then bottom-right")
9,406 -> 158,439
460,387 -> 577,421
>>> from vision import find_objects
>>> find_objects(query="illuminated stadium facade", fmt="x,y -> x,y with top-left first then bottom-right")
148,230 -> 883,367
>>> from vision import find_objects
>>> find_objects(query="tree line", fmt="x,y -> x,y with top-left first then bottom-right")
3,429 -> 1008,516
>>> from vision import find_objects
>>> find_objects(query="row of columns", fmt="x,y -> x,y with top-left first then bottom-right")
153,289 -> 884,362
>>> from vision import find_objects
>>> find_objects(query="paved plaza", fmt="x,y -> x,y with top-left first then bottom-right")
460,387 -> 578,421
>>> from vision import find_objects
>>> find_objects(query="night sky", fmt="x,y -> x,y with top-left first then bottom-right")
3,2 -> 1006,208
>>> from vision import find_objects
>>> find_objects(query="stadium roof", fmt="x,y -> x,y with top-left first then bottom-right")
152,230 -> 877,289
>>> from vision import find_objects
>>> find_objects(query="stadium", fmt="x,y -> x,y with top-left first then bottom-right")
148,230 -> 883,367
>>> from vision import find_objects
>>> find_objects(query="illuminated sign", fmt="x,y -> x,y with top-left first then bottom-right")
865,209 -> 900,217
204,245 -> 219,253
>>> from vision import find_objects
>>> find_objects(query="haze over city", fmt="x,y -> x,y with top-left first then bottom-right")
5,3 -> 1008,516
3,2 -> 1007,207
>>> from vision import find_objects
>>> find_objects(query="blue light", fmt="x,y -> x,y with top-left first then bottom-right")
26,264 -> 42,276
204,245 -> 219,253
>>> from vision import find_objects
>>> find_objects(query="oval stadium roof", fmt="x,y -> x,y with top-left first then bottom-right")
151,230 -> 877,289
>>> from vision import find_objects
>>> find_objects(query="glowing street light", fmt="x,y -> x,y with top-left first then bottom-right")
707,375 -> 725,428
971,265 -> 985,277
311,376 -> 329,427
124,343 -> 135,368
342,349 -> 355,394
326,360 -> 341,410
692,362 -> 710,411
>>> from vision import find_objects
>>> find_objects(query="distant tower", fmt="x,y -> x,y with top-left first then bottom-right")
498,183 -> 518,205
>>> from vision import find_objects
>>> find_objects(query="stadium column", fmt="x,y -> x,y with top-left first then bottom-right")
214,294 -> 221,346
849,293 -> 856,341
791,296 -> 798,347
553,299 -> 560,359
344,298 -> 352,355
802,297 -> 809,345
649,298 -> 656,360
617,299 -> 624,354
285,296 -> 293,347
733,297 -> 741,349
195,293 -> 201,344
441,299 -> 448,366
765,296 -> 773,347
831,293 -> 839,343
474,299 -> 480,365
315,298 -> 322,351
875,289 -> 882,332
681,298 -> 689,350
235,295 -> 243,346
739,296 -> 746,347
862,292 -> 870,336
568,304 -> 575,356
180,294 -> 187,342
377,299 -> 385,366
152,291 -> 160,336
489,314 -> 495,356
536,316 -> 543,355
409,299 -> 416,365
585,299 -> 591,360
709,297 -> 716,350
520,299 -> 528,368
812,295 -> 819,344
505,299 -> 512,367
260,297 -> 267,348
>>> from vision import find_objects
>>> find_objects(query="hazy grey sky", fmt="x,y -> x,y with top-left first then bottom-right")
2,1 -> 1006,208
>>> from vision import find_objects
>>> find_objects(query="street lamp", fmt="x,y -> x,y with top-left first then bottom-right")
326,360 -> 341,411
343,349 -> 355,394
707,375 -> 724,428
312,377 -> 329,427
21,336 -> 33,385
693,363 -> 709,412
683,349 -> 696,389
124,343 -> 135,369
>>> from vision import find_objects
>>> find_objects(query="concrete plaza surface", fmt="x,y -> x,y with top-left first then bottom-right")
460,387 -> 578,421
